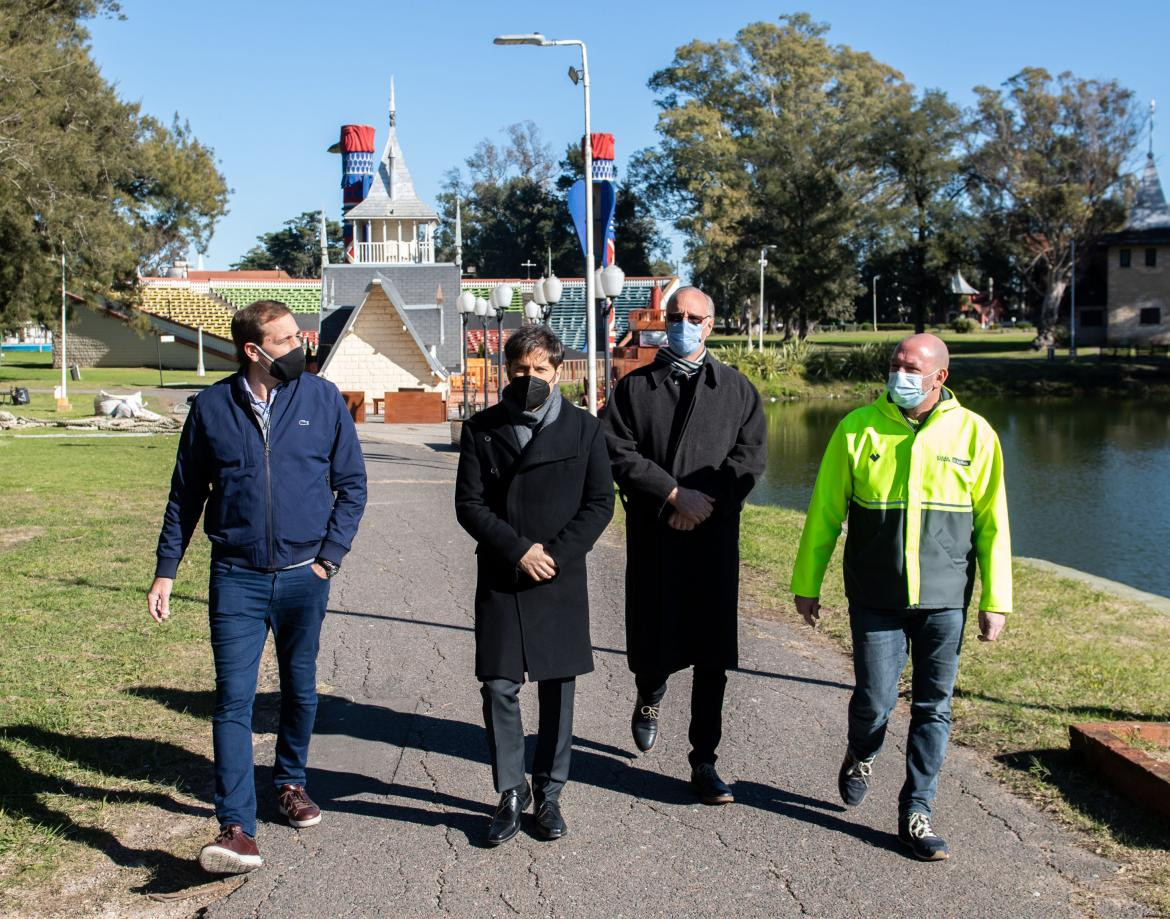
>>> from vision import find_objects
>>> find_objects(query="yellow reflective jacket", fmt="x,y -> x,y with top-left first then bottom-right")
790,388 -> 1012,613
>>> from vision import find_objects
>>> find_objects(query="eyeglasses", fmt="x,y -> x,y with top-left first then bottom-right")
665,313 -> 708,326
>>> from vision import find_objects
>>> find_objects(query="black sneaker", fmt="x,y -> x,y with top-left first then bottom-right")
837,750 -> 875,807
898,812 -> 949,861
631,695 -> 660,753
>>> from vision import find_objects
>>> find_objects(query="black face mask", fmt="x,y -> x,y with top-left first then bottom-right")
257,345 -> 306,383
504,375 -> 552,412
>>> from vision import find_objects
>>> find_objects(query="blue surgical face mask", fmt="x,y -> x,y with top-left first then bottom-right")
887,369 -> 938,409
666,318 -> 704,356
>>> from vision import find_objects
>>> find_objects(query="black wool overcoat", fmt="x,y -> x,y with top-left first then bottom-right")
455,396 -> 615,683
601,356 -> 766,674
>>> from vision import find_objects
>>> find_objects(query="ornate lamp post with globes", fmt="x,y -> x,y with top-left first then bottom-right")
456,291 -> 477,418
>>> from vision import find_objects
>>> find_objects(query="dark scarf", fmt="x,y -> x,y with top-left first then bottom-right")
653,346 -> 707,381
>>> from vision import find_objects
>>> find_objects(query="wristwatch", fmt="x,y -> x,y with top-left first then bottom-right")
315,557 -> 340,579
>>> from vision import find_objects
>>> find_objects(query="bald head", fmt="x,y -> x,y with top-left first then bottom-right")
668,285 -> 715,318
891,333 -> 950,375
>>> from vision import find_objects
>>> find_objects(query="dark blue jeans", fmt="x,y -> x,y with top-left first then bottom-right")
847,604 -> 965,818
208,560 -> 330,836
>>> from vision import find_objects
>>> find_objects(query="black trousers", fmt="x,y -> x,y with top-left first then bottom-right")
635,666 -> 727,767
481,677 -> 575,803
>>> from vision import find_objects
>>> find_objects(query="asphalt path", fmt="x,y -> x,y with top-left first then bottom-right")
207,438 -> 1140,919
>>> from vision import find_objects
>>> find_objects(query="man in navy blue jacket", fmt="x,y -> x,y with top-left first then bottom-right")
147,300 -> 366,875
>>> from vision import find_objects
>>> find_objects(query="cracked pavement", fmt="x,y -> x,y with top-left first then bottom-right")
206,439 -> 1141,919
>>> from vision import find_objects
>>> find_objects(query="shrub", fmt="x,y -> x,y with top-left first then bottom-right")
803,341 -> 889,381
1015,320 -> 1034,330
718,339 -> 813,379
950,316 -> 980,334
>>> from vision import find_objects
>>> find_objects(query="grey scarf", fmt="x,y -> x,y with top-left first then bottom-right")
505,388 -> 563,450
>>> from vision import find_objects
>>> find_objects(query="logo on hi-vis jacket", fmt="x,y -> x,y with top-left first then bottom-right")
869,453 -> 880,461
937,455 -> 971,467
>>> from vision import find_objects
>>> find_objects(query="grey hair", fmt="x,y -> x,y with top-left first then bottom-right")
665,285 -> 715,318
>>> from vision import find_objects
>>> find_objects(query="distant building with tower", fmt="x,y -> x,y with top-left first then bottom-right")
317,79 -> 460,414
1100,144 -> 1170,347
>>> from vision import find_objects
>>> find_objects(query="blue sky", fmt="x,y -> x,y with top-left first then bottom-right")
88,1 -> 1168,274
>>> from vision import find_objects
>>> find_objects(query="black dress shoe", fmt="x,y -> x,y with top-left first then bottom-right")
691,763 -> 734,804
486,783 -> 532,846
534,800 -> 568,840
631,695 -> 660,753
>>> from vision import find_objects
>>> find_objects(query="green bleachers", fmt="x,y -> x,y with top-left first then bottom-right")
213,285 -> 322,314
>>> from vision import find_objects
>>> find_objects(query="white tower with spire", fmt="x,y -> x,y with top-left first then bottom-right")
344,77 -> 439,263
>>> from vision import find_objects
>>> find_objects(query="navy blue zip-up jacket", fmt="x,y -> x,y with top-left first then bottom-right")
154,371 -> 367,578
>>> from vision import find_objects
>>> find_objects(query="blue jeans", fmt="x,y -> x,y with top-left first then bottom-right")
208,560 -> 330,836
847,604 -> 965,817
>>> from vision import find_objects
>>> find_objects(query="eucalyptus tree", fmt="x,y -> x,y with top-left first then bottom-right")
639,14 -> 908,336
966,68 -> 1140,330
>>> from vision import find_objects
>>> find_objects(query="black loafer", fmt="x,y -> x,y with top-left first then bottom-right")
534,800 -> 568,840
486,783 -> 532,846
631,695 -> 660,753
691,763 -> 734,805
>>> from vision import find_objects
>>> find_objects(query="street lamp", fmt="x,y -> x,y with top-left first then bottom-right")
490,283 -> 513,401
474,296 -> 490,409
596,264 -> 624,399
872,275 -> 881,333
757,246 -> 773,351
494,32 -> 598,416
456,291 -> 476,418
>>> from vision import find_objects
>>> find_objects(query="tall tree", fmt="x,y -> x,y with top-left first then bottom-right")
640,14 -> 906,336
434,125 -> 666,279
232,212 -> 343,276
874,89 -> 965,331
966,68 -> 1139,330
0,0 -> 228,327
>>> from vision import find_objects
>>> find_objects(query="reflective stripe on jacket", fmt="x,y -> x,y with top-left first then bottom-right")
790,388 -> 1011,613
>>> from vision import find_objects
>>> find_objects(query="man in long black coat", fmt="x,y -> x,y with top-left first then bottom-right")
602,285 -> 766,804
455,325 -> 614,845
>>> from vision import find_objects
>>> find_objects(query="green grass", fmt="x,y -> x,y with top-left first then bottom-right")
738,501 -> 1170,914
0,353 -> 229,421
0,434 -> 219,907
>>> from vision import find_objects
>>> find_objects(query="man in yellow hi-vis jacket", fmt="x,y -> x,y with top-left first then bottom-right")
791,333 -> 1010,862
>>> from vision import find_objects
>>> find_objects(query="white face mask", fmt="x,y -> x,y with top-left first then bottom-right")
887,369 -> 939,409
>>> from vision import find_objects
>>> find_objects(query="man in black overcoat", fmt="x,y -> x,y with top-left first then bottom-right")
602,285 -> 766,804
455,325 -> 614,845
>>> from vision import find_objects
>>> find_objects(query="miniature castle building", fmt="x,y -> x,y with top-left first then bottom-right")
342,79 -> 438,264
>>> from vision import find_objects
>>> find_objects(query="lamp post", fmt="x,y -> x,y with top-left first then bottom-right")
457,291 -> 476,417
757,246 -> 773,351
872,275 -> 881,333
494,33 -> 598,415
56,245 -> 70,411
596,263 -> 624,399
474,296 -> 490,408
490,283 -> 513,401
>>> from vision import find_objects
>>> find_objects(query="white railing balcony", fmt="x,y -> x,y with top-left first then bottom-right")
355,240 -> 434,264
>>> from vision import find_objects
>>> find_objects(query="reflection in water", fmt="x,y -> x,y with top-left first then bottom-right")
754,396 -> 1170,598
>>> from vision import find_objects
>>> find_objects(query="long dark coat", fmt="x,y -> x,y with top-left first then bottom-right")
455,396 -> 615,683
601,356 -> 766,674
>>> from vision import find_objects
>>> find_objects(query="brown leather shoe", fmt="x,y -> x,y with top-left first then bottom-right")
198,824 -> 262,874
278,784 -> 322,828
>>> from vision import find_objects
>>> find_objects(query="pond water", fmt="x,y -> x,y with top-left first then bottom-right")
754,396 -> 1170,599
